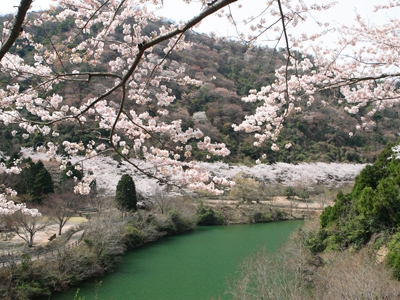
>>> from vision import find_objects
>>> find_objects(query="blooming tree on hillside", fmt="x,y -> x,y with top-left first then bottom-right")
0,0 -> 245,204
0,0 -> 398,215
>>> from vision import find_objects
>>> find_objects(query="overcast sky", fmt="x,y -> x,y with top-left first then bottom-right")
1,0 -> 399,45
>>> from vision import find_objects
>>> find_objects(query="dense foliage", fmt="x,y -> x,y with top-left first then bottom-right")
308,142 -> 400,277
22,159 -> 54,203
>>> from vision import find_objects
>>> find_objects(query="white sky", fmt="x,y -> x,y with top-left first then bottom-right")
1,0 -> 399,45
151,0 -> 399,42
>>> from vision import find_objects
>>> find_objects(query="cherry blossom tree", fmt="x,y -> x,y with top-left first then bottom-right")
233,2 -> 400,157
1,0 -> 398,215
0,189 -> 42,238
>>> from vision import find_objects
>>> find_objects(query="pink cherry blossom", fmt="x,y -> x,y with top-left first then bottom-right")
0,0 -> 398,204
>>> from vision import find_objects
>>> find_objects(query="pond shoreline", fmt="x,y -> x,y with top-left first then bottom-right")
0,198 -> 316,299
48,220 -> 305,300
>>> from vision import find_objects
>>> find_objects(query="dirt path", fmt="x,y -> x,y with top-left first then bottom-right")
0,217 -> 88,254
30,217 -> 88,245
203,196 -> 333,210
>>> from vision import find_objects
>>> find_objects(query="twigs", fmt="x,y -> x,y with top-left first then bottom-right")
277,0 -> 291,104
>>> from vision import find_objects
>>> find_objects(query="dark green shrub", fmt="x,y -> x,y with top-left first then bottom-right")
284,186 -> 296,199
273,209 -> 285,219
320,191 -> 353,228
196,205 -> 224,225
154,210 -> 195,234
122,225 -> 145,248
169,210 -> 195,232
305,228 -> 328,254
248,212 -> 272,223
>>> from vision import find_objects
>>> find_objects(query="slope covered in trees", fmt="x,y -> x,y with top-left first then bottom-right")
2,1 -> 400,298
304,142 -> 400,278
1,12 -> 399,165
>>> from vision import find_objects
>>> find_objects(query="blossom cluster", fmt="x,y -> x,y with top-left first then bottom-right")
0,162 -> 36,216
0,193 -> 41,217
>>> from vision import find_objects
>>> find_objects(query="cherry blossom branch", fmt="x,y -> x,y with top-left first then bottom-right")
141,32 -> 186,93
277,0 -> 291,103
0,0 -> 33,61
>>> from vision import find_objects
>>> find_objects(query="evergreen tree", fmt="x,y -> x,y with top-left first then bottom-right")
34,165 -> 54,194
23,159 -> 54,203
284,186 -> 296,199
115,174 -> 137,211
22,158 -> 37,194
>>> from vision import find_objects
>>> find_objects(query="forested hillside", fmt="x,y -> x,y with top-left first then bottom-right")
298,142 -> 400,280
1,11 -> 400,164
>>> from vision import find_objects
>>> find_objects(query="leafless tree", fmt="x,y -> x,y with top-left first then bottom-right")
288,198 -> 299,217
152,185 -> 173,214
227,231 -> 311,300
259,180 -> 276,204
294,177 -> 314,217
82,211 -> 127,270
230,173 -> 262,204
314,193 -> 330,210
43,192 -> 84,235
4,211 -> 51,247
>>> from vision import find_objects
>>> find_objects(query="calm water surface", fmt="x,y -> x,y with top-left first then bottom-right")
50,221 -> 303,300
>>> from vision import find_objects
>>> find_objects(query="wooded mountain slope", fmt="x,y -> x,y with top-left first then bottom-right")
1,12 -> 399,164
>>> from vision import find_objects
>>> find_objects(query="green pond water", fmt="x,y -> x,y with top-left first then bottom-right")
50,221 -> 303,300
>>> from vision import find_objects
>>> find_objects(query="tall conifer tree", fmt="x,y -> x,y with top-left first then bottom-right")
115,174 -> 137,211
